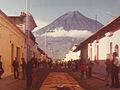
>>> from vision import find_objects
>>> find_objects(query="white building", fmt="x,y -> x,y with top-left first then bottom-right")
74,16 -> 120,75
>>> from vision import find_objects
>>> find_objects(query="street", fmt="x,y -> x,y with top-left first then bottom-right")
40,72 -> 84,90
1,68 -> 120,90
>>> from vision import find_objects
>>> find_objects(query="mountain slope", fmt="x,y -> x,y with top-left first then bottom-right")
33,11 -> 103,59
35,11 -> 103,35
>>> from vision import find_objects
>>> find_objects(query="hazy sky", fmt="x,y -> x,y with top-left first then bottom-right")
0,0 -> 120,28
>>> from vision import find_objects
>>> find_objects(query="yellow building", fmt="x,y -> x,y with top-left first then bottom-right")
8,12 -> 37,61
0,10 -> 46,77
0,10 -> 25,77
29,32 -> 38,58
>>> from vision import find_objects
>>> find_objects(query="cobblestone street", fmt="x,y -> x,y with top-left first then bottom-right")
40,72 -> 84,90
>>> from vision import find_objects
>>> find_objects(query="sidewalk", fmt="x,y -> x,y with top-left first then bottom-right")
68,71 -> 120,90
0,68 -> 49,90
0,75 -> 26,90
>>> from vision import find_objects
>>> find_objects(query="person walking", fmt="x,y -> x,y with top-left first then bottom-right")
0,56 -> 4,79
111,52 -> 120,88
80,63 -> 87,80
26,58 -> 33,90
21,58 -> 26,80
87,58 -> 94,78
75,60 -> 79,71
12,57 -> 19,79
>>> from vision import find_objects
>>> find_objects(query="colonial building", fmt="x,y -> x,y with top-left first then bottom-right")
8,12 -> 37,61
74,16 -> 120,75
0,10 -> 45,77
0,10 -> 25,77
8,12 -> 37,33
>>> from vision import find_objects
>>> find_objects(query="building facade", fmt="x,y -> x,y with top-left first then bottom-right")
0,10 -> 25,77
75,16 -> 120,75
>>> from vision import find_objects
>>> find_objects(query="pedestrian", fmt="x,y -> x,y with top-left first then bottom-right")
80,63 -> 87,80
48,59 -> 53,69
104,58 -> 111,86
0,56 -> 4,79
111,52 -> 120,88
12,57 -> 19,79
74,60 -> 79,71
26,58 -> 33,90
21,57 -> 26,80
87,58 -> 94,78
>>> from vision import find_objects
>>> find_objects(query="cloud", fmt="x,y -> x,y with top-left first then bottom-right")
32,19 -> 49,32
41,28 -> 93,38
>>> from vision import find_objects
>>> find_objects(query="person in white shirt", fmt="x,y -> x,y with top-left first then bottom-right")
114,56 -> 120,67
111,52 -> 120,88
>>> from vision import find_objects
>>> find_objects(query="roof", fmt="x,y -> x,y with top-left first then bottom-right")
8,12 -> 37,31
30,32 -> 36,42
0,10 -> 25,37
37,47 -> 45,55
74,16 -> 120,52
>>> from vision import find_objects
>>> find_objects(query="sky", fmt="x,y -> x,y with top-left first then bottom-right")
0,0 -> 120,28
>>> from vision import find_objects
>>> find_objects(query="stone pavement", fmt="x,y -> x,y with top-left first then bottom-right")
40,72 -> 85,90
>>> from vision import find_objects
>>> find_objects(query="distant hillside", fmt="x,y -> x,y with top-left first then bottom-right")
33,11 -> 103,59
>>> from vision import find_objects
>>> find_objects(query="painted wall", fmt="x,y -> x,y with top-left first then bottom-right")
81,46 -> 88,63
0,12 -> 25,77
89,29 -> 120,76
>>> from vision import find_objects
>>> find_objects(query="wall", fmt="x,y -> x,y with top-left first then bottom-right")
0,12 -> 25,77
81,46 -> 88,63
92,29 -> 120,76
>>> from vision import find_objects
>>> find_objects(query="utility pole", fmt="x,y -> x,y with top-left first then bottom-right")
25,0 -> 30,62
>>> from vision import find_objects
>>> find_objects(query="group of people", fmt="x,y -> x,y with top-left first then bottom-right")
0,51 -> 120,89
12,57 -> 37,90
78,52 -> 120,88
79,59 -> 94,80
0,56 -> 38,90
105,52 -> 120,88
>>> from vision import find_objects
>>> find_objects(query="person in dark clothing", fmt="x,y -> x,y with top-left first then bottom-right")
48,59 -> 53,69
105,58 -> 111,85
74,60 -> 79,71
80,63 -> 87,80
111,52 -> 120,88
87,59 -> 94,78
21,58 -> 26,80
12,57 -> 19,79
26,59 -> 33,90
0,56 -> 4,79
